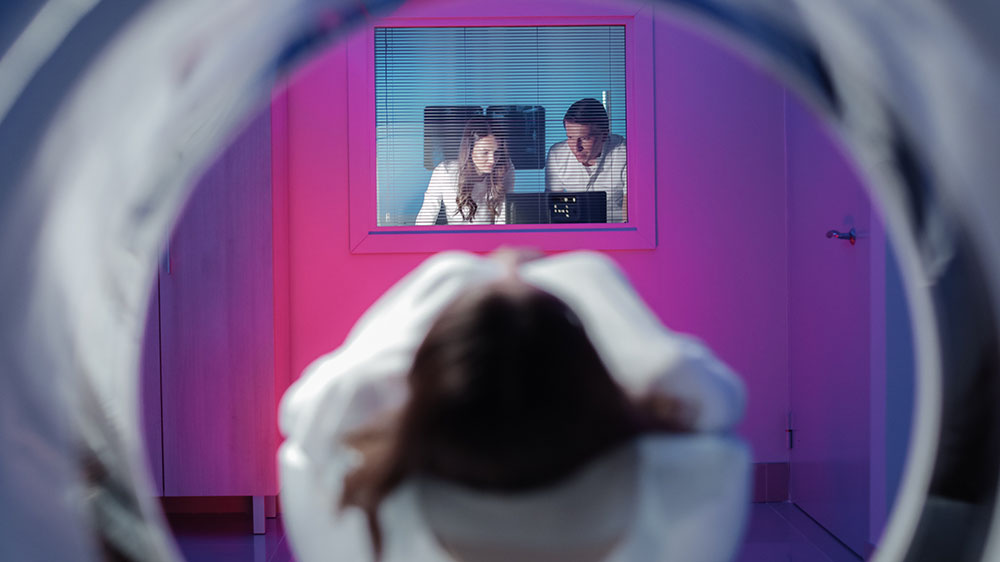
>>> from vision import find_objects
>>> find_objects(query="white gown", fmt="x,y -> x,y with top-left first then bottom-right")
414,161 -> 510,225
278,251 -> 750,562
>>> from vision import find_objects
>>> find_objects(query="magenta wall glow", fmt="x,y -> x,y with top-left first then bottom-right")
274,2 -> 798,461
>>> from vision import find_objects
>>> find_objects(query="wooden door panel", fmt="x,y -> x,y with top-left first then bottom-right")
160,111 -> 276,496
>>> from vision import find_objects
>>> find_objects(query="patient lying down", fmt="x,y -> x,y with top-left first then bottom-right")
278,250 -> 750,562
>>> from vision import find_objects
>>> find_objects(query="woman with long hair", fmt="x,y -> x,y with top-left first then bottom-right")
278,250 -> 749,562
415,117 -> 513,225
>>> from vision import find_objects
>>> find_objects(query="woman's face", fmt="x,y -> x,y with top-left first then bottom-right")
471,135 -> 499,175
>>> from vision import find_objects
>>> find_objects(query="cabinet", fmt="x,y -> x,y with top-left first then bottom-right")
140,110 -> 278,520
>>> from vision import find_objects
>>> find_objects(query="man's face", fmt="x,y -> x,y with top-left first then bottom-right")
564,121 -> 606,166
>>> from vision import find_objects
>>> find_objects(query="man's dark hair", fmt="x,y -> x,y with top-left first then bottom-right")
563,98 -> 610,136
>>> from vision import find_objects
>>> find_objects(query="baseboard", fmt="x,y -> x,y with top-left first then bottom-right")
160,496 -> 281,515
752,462 -> 790,502
159,465 -> 786,515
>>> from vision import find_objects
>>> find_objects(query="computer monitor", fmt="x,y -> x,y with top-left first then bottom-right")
505,191 -> 607,224
486,105 -> 546,170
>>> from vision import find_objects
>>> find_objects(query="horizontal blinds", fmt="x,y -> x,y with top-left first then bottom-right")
374,25 -> 627,226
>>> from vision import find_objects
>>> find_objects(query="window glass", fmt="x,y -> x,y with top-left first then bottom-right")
375,26 -> 627,226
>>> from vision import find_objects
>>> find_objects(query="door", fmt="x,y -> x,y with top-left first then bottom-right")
158,110 -> 277,496
787,95 -> 871,556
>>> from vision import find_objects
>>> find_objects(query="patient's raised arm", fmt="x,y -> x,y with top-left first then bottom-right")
519,251 -> 745,432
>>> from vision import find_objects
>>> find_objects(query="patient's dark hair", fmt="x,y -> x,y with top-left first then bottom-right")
340,281 -> 693,558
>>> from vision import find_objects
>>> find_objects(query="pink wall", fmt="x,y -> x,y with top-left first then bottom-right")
275,3 -> 790,461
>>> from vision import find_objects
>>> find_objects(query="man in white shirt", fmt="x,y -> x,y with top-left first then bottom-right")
545,98 -> 628,223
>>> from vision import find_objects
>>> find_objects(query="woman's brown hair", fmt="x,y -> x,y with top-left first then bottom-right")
340,280 -> 693,559
455,116 -> 511,223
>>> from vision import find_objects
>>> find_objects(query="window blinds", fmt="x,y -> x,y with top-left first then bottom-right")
374,25 -> 627,226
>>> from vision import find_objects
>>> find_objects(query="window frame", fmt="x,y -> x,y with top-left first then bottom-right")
347,9 -> 656,253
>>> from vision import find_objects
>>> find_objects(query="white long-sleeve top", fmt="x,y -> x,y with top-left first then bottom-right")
545,134 -> 627,223
415,161 -> 510,225
278,251 -> 750,562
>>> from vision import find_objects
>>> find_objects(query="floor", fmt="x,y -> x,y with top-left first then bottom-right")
169,502 -> 862,562
736,503 -> 863,562
168,513 -> 294,562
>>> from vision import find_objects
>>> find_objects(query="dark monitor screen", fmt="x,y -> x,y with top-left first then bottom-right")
423,106 -> 484,170
486,105 -> 545,170
505,191 -> 607,224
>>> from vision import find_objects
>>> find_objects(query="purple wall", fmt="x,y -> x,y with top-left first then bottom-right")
275,3 -> 791,461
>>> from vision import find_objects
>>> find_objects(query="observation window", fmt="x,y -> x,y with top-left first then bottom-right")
346,11 -> 655,252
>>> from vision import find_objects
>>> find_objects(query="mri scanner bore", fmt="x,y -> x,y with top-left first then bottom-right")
1,0 -> 999,561
140,2 -> 915,560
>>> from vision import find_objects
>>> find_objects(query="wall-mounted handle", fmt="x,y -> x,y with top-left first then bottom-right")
826,228 -> 857,245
